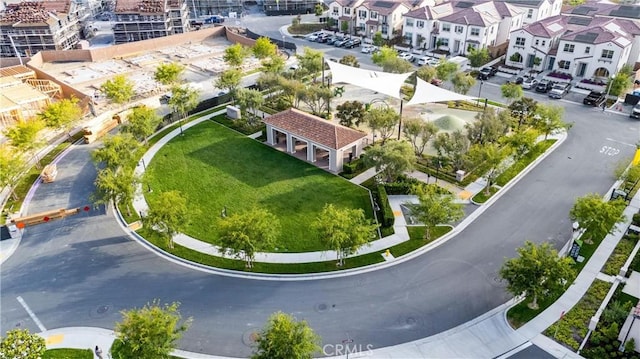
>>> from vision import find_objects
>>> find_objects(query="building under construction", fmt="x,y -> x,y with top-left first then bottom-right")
113,0 -> 191,44
0,65 -> 61,130
0,0 -> 84,58
186,0 -> 242,18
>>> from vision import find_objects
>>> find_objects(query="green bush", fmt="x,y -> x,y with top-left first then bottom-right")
602,236 -> 638,275
633,213 -> 640,226
377,185 -> 395,227
383,176 -> 423,195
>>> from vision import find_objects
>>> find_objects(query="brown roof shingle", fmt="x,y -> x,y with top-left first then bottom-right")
263,108 -> 366,150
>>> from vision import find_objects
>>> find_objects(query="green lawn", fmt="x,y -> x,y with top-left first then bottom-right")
44,348 -> 92,359
146,119 -> 373,252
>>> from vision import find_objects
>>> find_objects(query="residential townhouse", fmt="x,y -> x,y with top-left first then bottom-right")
328,0 -> 429,39
505,15 -> 640,80
113,0 -> 191,44
402,1 -> 524,55
0,0 -> 84,58
500,0 -> 561,25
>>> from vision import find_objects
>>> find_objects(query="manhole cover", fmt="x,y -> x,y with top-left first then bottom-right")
242,328 -> 259,347
406,317 -> 417,325
315,303 -> 328,313
90,304 -> 111,318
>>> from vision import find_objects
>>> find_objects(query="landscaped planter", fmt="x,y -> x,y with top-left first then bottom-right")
575,80 -> 606,93
543,71 -> 573,84
498,66 -> 520,75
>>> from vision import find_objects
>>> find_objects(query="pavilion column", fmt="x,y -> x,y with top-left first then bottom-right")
329,149 -> 338,172
286,133 -> 293,153
307,143 -> 315,162
266,125 -> 275,145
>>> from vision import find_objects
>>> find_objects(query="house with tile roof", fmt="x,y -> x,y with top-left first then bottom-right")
328,0 -> 366,34
505,14 -> 640,79
263,108 -> 367,173
499,0 -> 562,25
402,0 -> 525,55
352,0 -> 432,39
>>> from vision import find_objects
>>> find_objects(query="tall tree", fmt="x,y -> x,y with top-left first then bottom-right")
534,103 -> 567,139
362,140 -> 416,182
218,207 -> 280,268
0,329 -> 46,359
339,55 -> 360,68
569,193 -> 626,244
92,167 -> 137,216
0,145 -> 25,197
124,105 -> 162,144
502,129 -> 537,160
364,107 -> 399,143
4,119 -> 45,154
451,72 -> 476,94
508,97 -> 538,129
38,97 -> 83,135
500,241 -> 575,309
252,311 -> 321,359
432,130 -> 470,171
154,62 -> 185,86
299,85 -> 333,116
371,47 -> 412,73
252,37 -> 277,59
336,101 -> 366,127
313,203 -> 377,266
372,31 -> 384,46
467,143 -> 508,195
296,47 -> 323,80
416,65 -> 437,83
168,85 -> 199,132
261,55 -> 285,74
436,61 -> 459,82
467,47 -> 490,68
407,184 -> 464,241
224,43 -> 249,67
215,69 -> 242,98
101,75 -> 135,104
92,133 -> 141,170
402,118 -> 438,156
607,69 -> 633,97
501,83 -> 524,103
145,190 -> 189,249
235,88 -> 264,123
111,300 -> 192,359
465,107 -> 509,145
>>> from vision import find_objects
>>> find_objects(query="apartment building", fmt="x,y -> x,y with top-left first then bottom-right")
113,0 -> 190,44
402,0 -> 524,54
328,0 -> 365,33
500,0 -> 561,25
505,15 -> 640,79
0,0 -> 83,58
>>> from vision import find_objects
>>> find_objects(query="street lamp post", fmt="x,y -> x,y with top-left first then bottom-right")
477,79 -> 484,108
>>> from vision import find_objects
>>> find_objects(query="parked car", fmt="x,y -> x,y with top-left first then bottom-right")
548,83 -> 571,99
521,77 -> 539,90
583,91 -> 606,107
305,32 -> 322,41
417,57 -> 439,66
398,52 -> 414,62
479,67 -> 497,79
334,38 -> 350,47
317,34 -> 333,43
361,44 -> 377,53
630,103 -> 640,119
343,38 -> 361,48
535,79 -> 554,93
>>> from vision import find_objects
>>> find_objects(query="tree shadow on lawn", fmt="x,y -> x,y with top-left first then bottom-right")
184,134 -> 322,188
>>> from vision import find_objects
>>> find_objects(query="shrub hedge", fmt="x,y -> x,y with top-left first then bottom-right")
377,184 -> 395,227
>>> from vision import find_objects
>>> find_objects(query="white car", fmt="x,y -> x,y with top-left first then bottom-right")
521,77 -> 538,90
417,57 -> 439,67
305,32 -> 322,41
361,44 -> 377,54
398,52 -> 414,62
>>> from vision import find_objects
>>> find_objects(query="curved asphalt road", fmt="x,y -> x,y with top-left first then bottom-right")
1,103 -> 638,357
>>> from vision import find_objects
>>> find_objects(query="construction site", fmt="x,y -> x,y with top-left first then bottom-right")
0,0 -> 85,58
112,0 -> 191,44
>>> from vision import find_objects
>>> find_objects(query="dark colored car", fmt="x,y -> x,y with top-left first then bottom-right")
481,67 -> 498,77
583,91 -> 606,107
506,77 -> 524,85
535,79 -> 554,93
334,38 -> 350,47
344,38 -> 361,48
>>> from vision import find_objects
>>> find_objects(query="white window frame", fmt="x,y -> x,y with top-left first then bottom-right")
515,37 -> 525,46
563,44 -> 574,53
442,23 -> 450,32
601,49 -> 614,59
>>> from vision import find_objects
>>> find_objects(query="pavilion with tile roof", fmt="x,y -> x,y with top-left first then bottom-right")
263,108 -> 367,173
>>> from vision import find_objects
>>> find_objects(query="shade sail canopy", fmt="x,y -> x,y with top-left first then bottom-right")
326,60 -> 412,100
407,78 -> 477,106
